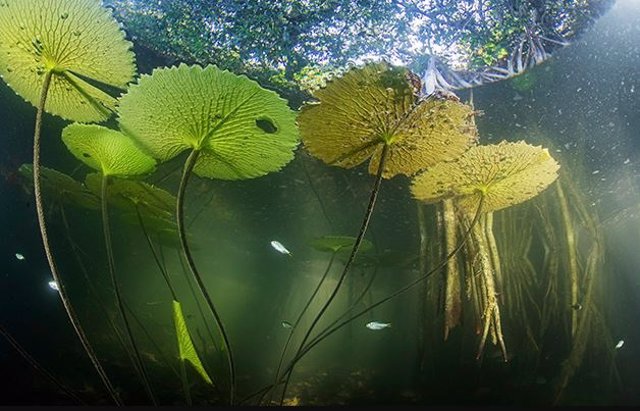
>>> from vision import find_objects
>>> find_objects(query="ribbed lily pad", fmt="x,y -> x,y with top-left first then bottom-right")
172,300 -> 213,385
85,172 -> 174,220
18,163 -> 100,210
310,235 -> 373,254
298,62 -> 478,179
411,141 -> 560,213
0,0 -> 136,121
117,63 -> 299,180
62,124 -> 156,177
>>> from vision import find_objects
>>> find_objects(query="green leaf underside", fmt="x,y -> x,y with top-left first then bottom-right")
172,300 -> 213,385
310,235 -> 374,254
0,0 -> 135,121
298,62 -> 478,178
63,124 -> 156,177
117,63 -> 299,180
85,172 -> 175,220
411,141 -> 560,213
18,163 -> 100,210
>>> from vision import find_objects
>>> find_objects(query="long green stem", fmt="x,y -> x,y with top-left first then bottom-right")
60,204 -> 137,374
100,174 -> 157,405
33,71 -> 120,405
279,144 -> 390,404
0,324 -> 85,404
265,252 -> 337,404
177,149 -> 235,404
276,196 -> 485,390
247,206 -> 481,405
135,205 -> 177,300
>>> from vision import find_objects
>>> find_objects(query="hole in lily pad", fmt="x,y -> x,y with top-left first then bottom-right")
256,118 -> 278,134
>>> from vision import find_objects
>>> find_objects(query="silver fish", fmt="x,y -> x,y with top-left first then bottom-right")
366,321 -> 391,330
615,340 -> 624,349
270,240 -> 292,256
48,280 -> 59,291
281,321 -> 293,329
15,253 -> 25,261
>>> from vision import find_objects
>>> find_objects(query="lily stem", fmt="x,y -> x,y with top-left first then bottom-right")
279,144 -> 390,404
33,70 -> 120,405
177,149 -> 235,405
101,174 -> 157,405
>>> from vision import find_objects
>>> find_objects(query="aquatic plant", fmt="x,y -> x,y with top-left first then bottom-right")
277,61 -> 477,402
411,141 -> 560,360
61,123 -> 157,403
116,63 -> 300,404
0,0 -> 136,403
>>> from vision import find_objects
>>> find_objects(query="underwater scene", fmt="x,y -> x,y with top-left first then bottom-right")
0,0 -> 639,406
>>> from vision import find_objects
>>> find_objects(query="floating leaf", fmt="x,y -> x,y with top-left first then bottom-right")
0,0 -> 136,121
172,300 -> 213,385
62,124 -> 156,177
310,235 -> 373,254
298,62 -> 478,178
85,172 -> 175,220
411,141 -> 560,213
18,163 -> 100,210
117,63 -> 299,180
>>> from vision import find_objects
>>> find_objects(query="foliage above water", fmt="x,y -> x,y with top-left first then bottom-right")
106,0 -> 613,94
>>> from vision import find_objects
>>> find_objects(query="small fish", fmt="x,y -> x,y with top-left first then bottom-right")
615,340 -> 624,349
281,321 -> 292,329
270,240 -> 291,256
15,253 -> 25,261
366,321 -> 391,330
48,280 -> 59,291
571,303 -> 583,311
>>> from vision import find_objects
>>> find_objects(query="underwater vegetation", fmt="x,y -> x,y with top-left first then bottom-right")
0,0 -> 620,406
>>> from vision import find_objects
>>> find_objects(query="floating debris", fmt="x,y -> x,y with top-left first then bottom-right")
365,321 -> 391,330
570,303 -> 583,311
281,321 -> 293,329
615,340 -> 624,349
270,240 -> 292,256
48,280 -> 59,291
15,253 -> 25,261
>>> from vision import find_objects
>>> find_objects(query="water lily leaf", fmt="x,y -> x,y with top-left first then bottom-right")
411,141 -> 560,213
62,123 -> 156,177
18,163 -> 100,210
117,63 -> 299,180
172,300 -> 213,385
298,62 -> 478,178
85,172 -> 174,220
0,0 -> 136,121
310,235 -> 373,254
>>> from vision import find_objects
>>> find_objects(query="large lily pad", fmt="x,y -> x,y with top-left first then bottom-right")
117,63 -> 300,180
62,124 -> 156,177
411,141 -> 560,213
19,163 -> 100,210
298,62 -> 478,179
85,172 -> 175,220
0,0 -> 136,121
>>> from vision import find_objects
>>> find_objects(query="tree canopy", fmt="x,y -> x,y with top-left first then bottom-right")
107,0 -> 614,95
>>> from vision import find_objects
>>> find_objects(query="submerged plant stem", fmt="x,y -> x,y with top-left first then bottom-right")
0,324 -> 85,404
266,252 -> 337,405
273,196 -> 487,395
100,175 -> 157,405
279,144 -> 390,404
177,149 -> 235,404
33,71 -> 120,405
